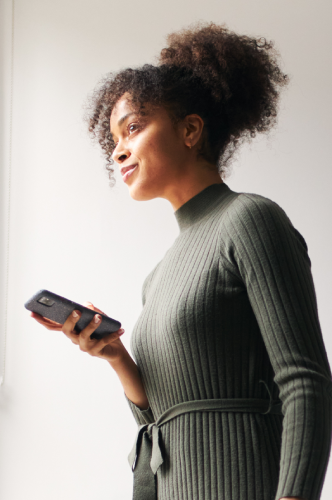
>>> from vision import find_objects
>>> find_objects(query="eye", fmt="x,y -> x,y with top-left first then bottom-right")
111,121 -> 140,153
128,123 -> 139,134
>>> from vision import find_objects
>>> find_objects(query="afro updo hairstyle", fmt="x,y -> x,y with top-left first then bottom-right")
85,22 -> 288,185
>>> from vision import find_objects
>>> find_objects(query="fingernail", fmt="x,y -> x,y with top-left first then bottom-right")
118,328 -> 125,335
94,314 -> 101,323
72,311 -> 79,318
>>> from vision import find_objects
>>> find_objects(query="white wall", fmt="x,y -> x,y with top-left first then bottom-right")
0,0 -> 331,499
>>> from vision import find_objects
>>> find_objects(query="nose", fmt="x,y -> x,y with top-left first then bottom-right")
112,141 -> 130,164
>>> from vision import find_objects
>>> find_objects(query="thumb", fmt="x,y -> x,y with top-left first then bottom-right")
83,301 -> 107,316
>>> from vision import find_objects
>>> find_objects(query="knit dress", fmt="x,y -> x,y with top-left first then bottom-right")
125,182 -> 332,500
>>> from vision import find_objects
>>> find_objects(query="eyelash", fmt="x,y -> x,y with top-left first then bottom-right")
113,122 -> 139,150
128,122 -> 140,135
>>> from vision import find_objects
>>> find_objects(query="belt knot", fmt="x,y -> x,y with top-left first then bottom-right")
128,396 -> 283,500
128,422 -> 164,475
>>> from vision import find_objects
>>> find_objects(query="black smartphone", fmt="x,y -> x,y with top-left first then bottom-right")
25,289 -> 121,340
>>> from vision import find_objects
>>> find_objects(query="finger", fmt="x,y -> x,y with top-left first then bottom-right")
61,323 -> 81,344
83,302 -> 107,316
30,312 -> 63,331
83,301 -> 94,309
88,328 -> 125,355
91,306 -> 107,315
79,313 -> 103,343
96,328 -> 125,345
65,331 -> 80,345
62,310 -> 82,336
30,311 -> 62,326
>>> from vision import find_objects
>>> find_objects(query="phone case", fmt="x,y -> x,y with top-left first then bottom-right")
24,289 -> 121,340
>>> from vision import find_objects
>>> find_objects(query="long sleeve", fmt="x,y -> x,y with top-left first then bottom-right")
124,392 -> 155,425
124,266 -> 159,427
221,193 -> 332,500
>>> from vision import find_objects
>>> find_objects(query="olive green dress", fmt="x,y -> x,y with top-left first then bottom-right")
125,183 -> 332,500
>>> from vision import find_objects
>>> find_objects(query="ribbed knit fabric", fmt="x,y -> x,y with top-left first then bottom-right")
126,182 -> 332,500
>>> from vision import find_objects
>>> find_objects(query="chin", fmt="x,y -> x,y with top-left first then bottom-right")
128,182 -> 158,202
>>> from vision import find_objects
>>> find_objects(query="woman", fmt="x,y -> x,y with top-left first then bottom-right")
31,23 -> 332,500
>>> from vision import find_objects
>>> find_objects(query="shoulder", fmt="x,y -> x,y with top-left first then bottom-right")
219,190 -> 309,262
223,191 -> 290,228
222,190 -> 298,238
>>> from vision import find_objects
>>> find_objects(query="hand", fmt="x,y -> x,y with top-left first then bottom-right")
30,301 -> 126,363
30,302 -> 149,408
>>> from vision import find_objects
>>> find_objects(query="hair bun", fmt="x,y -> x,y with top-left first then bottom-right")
158,22 -> 288,131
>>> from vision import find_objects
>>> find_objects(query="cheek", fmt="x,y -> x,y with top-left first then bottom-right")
136,132 -> 180,168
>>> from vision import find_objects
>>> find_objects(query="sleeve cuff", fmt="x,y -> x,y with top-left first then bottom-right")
124,393 -> 155,425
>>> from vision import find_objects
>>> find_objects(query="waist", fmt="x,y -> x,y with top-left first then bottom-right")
154,396 -> 283,427
129,396 -> 283,500
129,396 -> 283,471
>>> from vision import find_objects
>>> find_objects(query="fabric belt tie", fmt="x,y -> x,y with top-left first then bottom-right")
128,396 -> 283,500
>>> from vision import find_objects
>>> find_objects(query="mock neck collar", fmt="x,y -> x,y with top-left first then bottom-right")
174,182 -> 230,232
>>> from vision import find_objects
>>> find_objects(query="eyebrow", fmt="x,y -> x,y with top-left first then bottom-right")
118,112 -> 136,127
110,112 -> 136,140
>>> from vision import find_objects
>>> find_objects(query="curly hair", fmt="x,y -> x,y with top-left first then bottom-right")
85,22 -> 288,185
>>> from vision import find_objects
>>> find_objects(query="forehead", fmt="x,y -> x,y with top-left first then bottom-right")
110,95 -> 135,129
110,95 -> 175,137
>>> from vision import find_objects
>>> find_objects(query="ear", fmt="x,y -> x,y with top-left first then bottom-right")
183,114 -> 205,149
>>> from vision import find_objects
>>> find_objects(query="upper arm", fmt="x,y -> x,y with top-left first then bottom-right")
220,193 -> 331,389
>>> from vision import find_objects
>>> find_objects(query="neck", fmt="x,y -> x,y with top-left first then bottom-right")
161,163 -> 223,211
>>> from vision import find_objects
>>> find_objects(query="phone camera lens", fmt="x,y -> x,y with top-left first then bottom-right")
37,296 -> 55,307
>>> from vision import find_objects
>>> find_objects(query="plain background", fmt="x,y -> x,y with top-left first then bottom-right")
0,0 -> 331,498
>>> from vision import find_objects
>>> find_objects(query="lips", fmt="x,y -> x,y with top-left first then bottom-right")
121,164 -> 138,183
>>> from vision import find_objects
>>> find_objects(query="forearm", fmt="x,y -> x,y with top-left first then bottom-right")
109,347 -> 149,410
